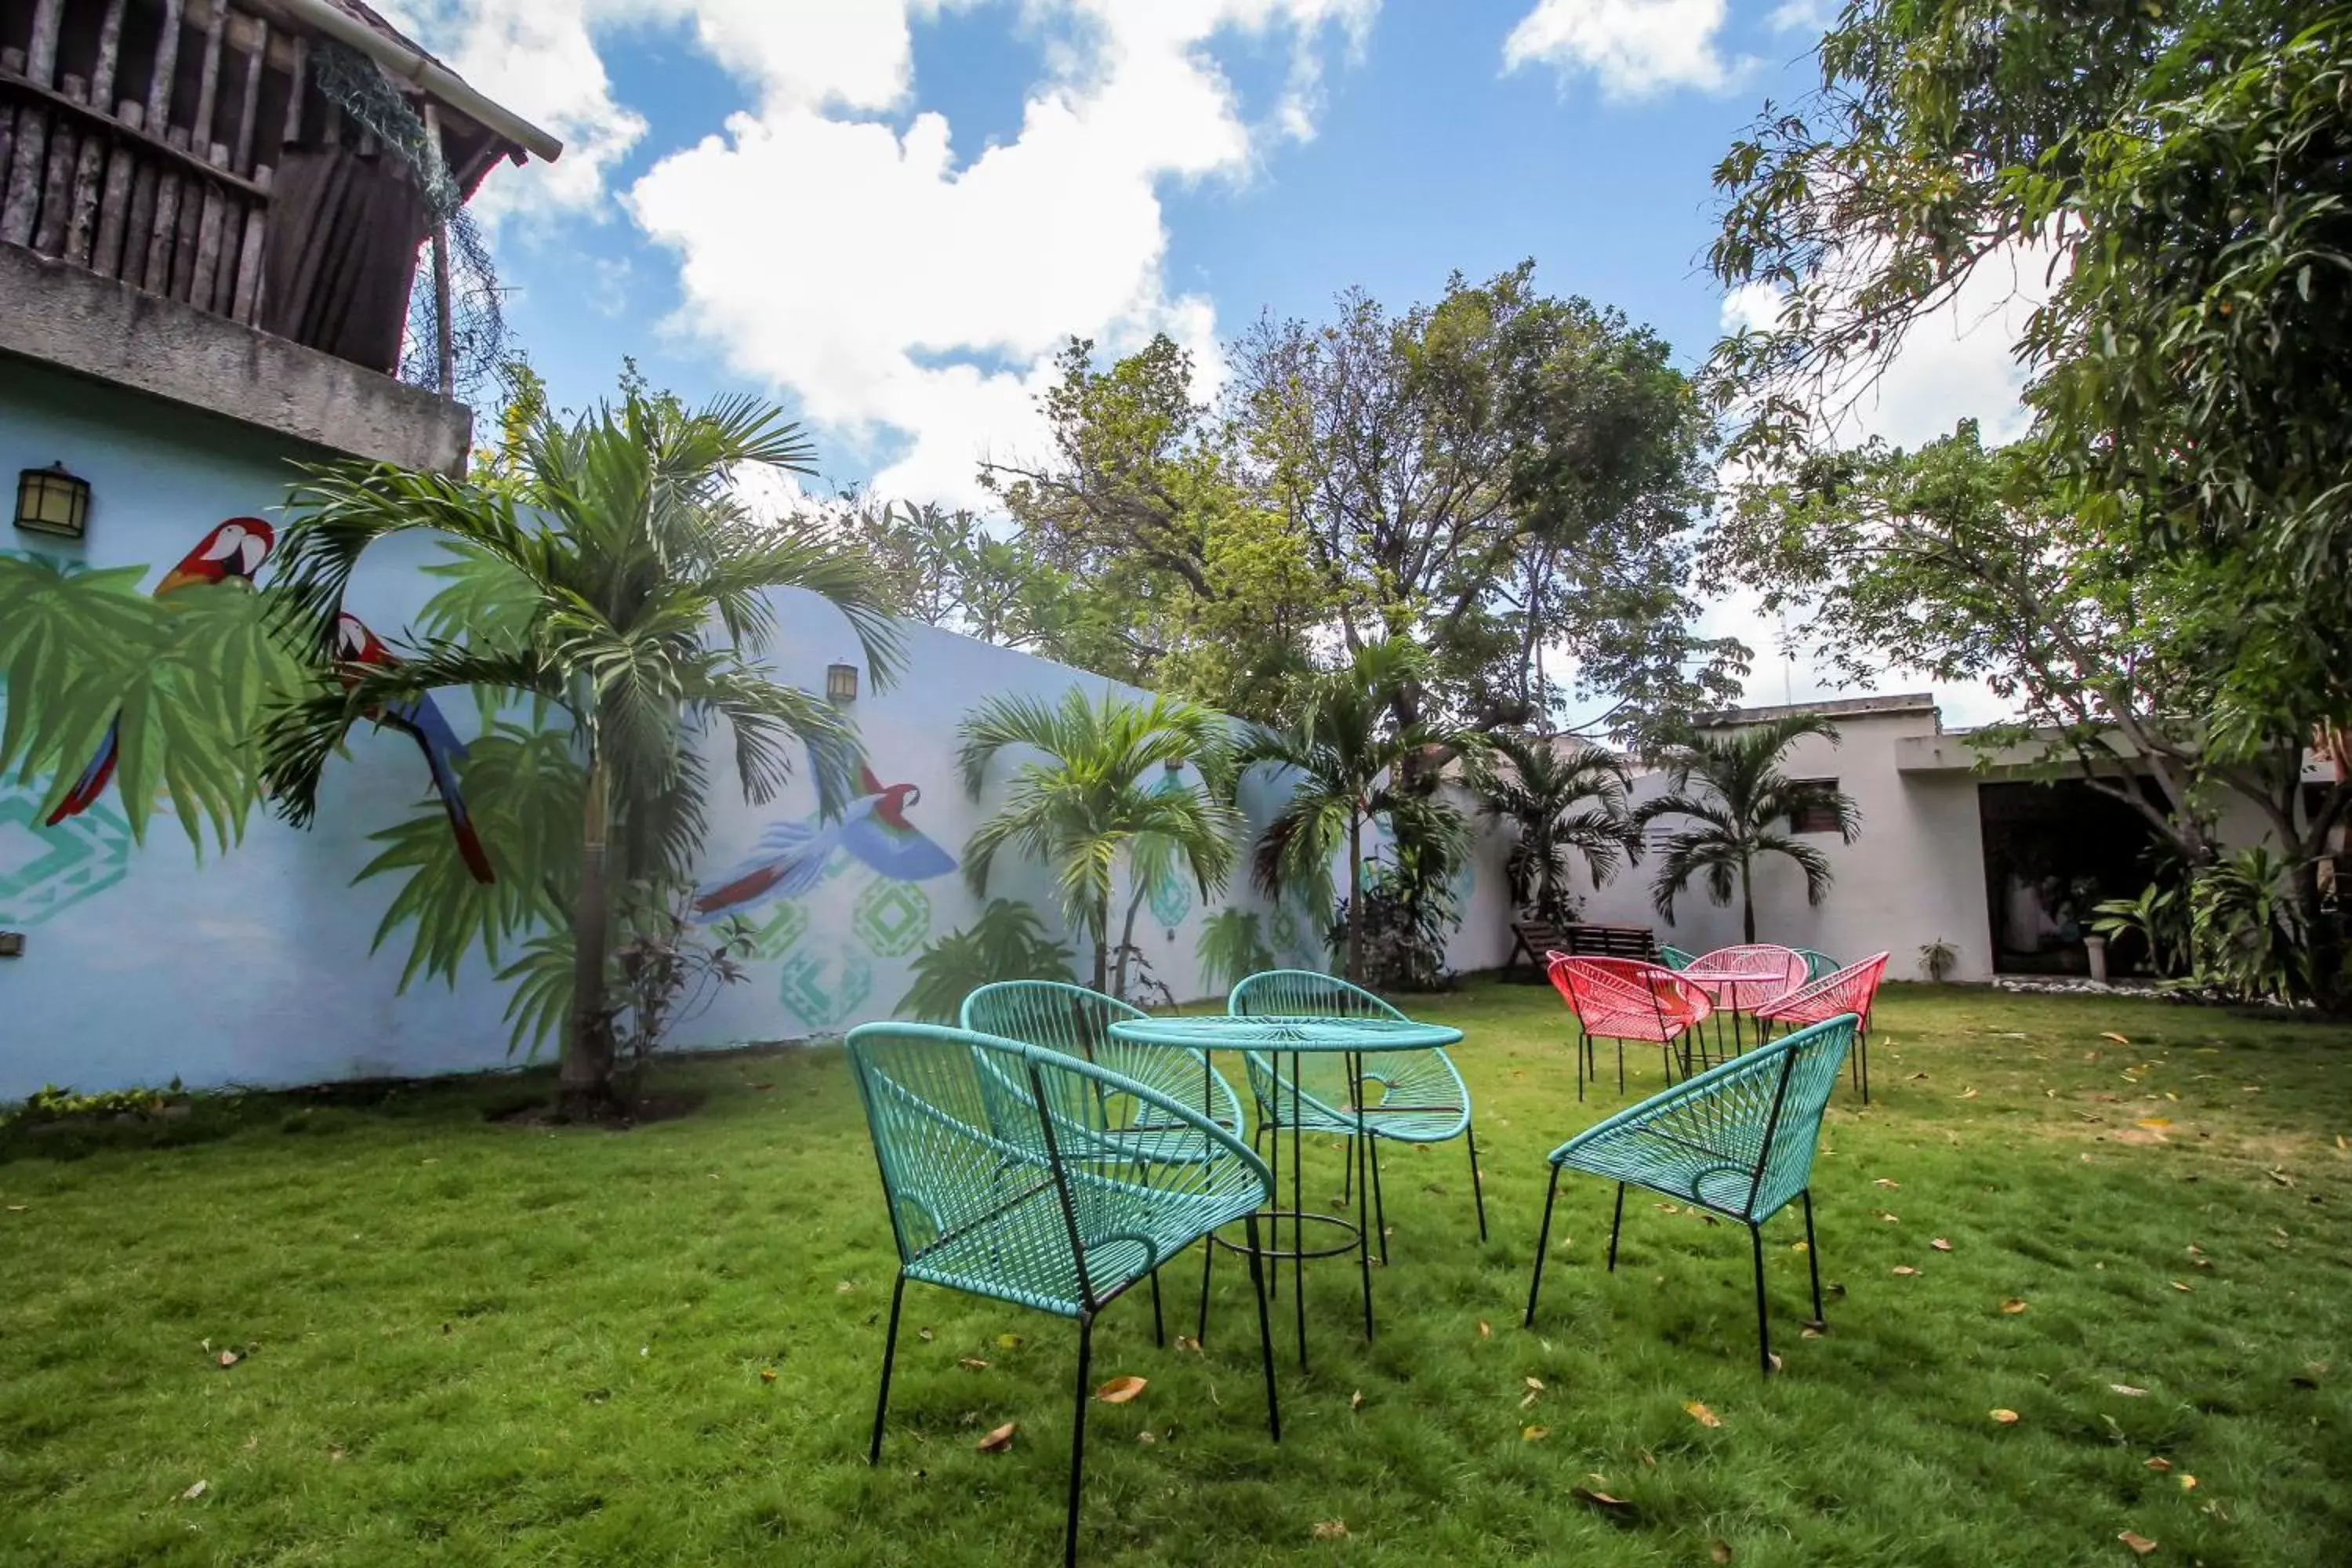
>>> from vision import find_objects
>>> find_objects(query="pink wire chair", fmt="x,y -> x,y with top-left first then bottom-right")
1547,953 -> 1713,1099
1682,945 -> 1813,1065
1753,952 -> 1891,1102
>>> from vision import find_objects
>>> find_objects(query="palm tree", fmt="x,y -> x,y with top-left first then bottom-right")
1234,641 -> 1486,984
260,384 -> 900,1119
958,687 -> 1239,996
1634,715 -> 1860,944
1470,731 -> 1638,924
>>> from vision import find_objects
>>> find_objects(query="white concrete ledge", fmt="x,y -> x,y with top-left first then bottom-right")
0,242 -> 472,477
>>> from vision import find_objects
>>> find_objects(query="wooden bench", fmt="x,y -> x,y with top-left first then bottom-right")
1509,920 -> 1660,975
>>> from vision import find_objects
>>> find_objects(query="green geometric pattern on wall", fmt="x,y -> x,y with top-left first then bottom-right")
0,782 -> 132,927
1145,767 -> 1195,932
1269,903 -> 1299,952
746,899 -> 811,961
851,877 -> 931,958
777,942 -> 874,1032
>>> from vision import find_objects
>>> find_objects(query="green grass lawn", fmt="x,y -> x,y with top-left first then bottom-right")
3,981 -> 2349,1565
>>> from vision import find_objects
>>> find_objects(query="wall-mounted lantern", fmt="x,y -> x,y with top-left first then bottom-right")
14,463 -> 90,540
826,662 -> 859,704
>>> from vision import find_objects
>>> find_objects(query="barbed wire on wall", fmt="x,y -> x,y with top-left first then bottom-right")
310,40 -> 511,404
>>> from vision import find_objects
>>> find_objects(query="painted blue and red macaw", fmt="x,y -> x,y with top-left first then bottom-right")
334,612 -> 495,885
45,517 -> 276,826
691,760 -> 955,920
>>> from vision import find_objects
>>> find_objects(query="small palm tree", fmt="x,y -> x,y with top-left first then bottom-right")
1471,731 -> 1637,925
1234,641 -> 1486,984
958,688 -> 1239,996
261,384 -> 900,1119
1634,715 -> 1859,944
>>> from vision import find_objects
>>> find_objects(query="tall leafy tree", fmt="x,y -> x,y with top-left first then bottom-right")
1234,641 -> 1486,983
1470,731 -> 1638,925
956,688 -> 1239,996
260,383 -> 900,1118
1635,717 -> 1860,945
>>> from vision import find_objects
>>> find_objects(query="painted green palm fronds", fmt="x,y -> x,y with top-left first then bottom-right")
895,898 -> 1076,1022
0,551 -> 303,850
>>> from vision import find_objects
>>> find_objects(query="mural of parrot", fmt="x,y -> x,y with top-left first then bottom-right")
334,613 -> 495,885
45,517 -> 276,826
691,760 -> 956,920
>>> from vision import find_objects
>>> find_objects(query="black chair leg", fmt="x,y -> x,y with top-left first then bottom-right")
1617,1037 -> 1627,1094
1524,1163 -> 1561,1327
1196,1232 -> 1215,1346
1858,1029 -> 1871,1105
1606,1181 -> 1627,1272
1368,1132 -> 1389,1265
1750,1223 -> 1773,1377
1150,1268 -> 1165,1348
1065,1312 -> 1094,1568
1576,1029 -> 1587,1102
1802,1189 -> 1824,1323
869,1272 -> 907,1465
1465,1124 -> 1489,1243
1342,1136 -> 1354,1203
1246,1213 -> 1279,1442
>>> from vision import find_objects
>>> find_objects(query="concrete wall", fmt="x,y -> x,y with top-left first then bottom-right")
1570,709 -> 1997,982
0,367 -> 1519,1098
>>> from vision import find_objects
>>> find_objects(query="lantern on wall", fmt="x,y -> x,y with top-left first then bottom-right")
826,662 -> 859,704
14,463 -> 90,540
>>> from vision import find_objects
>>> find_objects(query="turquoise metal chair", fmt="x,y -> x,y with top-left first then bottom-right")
1659,945 -> 1697,971
1229,970 -> 1485,1252
1523,1013 -> 1857,1374
848,1022 -> 1278,1567
1796,948 -> 1841,984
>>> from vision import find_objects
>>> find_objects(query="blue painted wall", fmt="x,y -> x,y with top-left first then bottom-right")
0,365 -> 1513,1099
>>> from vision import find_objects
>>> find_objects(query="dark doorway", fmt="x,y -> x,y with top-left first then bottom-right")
1977,779 -> 2168,975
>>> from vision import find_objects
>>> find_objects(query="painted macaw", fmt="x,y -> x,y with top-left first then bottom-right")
45,517 -> 276,826
335,612 -> 495,885
691,763 -> 955,920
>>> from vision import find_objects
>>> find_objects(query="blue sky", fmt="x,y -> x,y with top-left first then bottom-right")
398,1 -> 2031,717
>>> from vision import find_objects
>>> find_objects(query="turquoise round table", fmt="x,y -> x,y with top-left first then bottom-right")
1106,1013 -> 1465,1370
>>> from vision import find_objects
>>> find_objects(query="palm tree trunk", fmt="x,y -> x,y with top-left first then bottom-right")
1740,851 -> 1756,946
1112,881 -> 1147,1002
561,755 -> 618,1120
1091,889 -> 1111,993
1346,815 -> 1365,984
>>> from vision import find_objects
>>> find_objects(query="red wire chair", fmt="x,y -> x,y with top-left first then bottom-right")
1753,952 -> 1891,1102
1547,953 -> 1713,1099
1682,945 -> 1813,1065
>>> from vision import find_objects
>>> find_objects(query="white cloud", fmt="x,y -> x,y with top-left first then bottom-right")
625,1 -> 1371,506
1501,0 -> 1739,98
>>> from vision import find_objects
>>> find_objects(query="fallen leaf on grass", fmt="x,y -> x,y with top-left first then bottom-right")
1767,1353 -> 1784,1373
1174,1335 -> 1202,1355
759,1367 -> 778,1384
1311,1520 -> 1348,1541
2145,1456 -> 2172,1472
2103,1033 -> 2131,1044
1523,1425 -> 1549,1441
2118,1530 -> 2158,1555
1893,1265 -> 1920,1276
2267,1168 -> 2296,1187
179,1480 -> 209,1501
1095,1376 -> 1147,1404
1875,1210 -> 1900,1223
2178,1474 -> 2198,1490
2110,1384 -> 2147,1397
1686,1401 -> 1722,1428
1991,1409 -> 2020,1425
1477,1319 -> 1492,1340
977,1422 -> 1018,1453
958,1358 -> 989,1370
2171,1280 -> 2194,1293
216,1350 -> 241,1369
1571,1486 -> 1632,1514
1874,1178 -> 1900,1189
3,1205 -> 24,1214
2002,1299 -> 2030,1314
995,1334 -> 1025,1350
1931,1238 -> 1954,1253
1961,1088 -> 1980,1100
1349,1389 -> 1364,1413
1710,1542 -> 1734,1565
1136,1431 -> 1156,1445
835,1281 -> 856,1294
916,1327 -> 935,1342
1525,1375 -> 1545,1391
